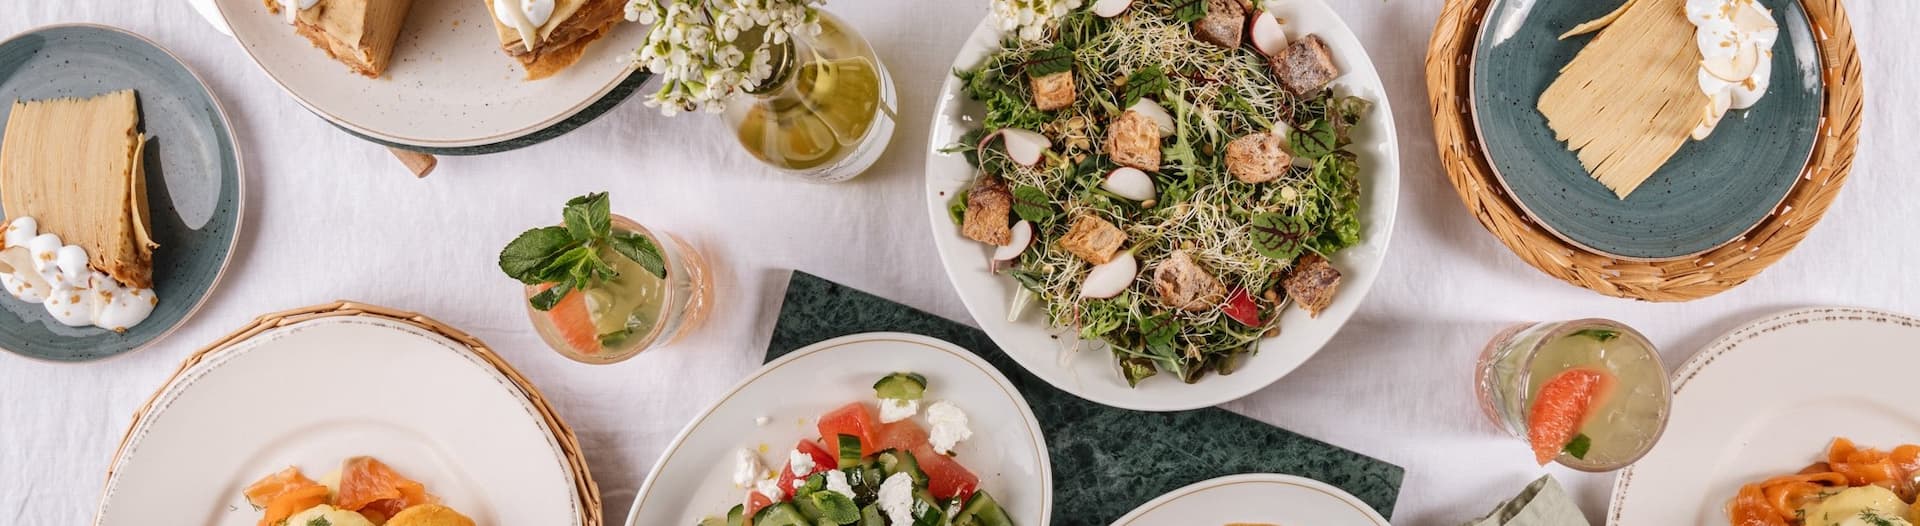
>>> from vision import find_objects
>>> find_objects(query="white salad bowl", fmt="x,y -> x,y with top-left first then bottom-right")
625,332 -> 1053,525
923,3 -> 1400,411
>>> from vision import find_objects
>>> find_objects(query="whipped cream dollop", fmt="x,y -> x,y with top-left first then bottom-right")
277,0 -> 320,24
0,217 -> 157,332
1685,0 -> 1780,140
493,0 -> 557,52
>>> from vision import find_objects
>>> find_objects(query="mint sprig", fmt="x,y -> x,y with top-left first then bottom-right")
498,193 -> 667,311
1562,433 -> 1592,460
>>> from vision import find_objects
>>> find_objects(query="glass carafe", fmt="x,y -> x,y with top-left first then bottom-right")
723,11 -> 897,182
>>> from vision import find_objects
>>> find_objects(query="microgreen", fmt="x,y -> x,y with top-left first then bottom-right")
498,193 -> 667,311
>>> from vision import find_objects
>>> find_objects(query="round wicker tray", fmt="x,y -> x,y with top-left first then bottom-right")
1425,0 -> 1864,301
103,301 -> 603,526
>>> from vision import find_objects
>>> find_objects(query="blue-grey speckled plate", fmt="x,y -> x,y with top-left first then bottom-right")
1470,0 -> 1822,260
0,25 -> 243,362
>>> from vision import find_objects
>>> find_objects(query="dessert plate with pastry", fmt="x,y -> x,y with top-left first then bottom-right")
0,24 -> 243,362
212,0 -> 647,153
1470,0 -> 1824,260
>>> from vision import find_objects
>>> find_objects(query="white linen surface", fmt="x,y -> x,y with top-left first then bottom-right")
1,1 -> 1913,524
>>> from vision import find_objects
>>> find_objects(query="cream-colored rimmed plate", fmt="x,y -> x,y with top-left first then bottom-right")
626,332 -> 1052,525
924,2 -> 1400,411
1608,307 -> 1920,524
1112,473 -> 1389,526
96,315 -> 581,525
212,0 -> 645,151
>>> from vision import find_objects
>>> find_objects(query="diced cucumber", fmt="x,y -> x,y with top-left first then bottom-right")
875,450 -> 929,487
858,504 -> 885,526
699,515 -> 728,526
837,433 -> 863,469
727,504 -> 745,526
911,488 -> 948,526
951,491 -> 1013,526
873,372 -> 929,401
751,503 -> 813,526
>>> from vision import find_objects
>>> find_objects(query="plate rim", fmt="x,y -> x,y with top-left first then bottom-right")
0,22 -> 247,363
209,0 -> 643,150
1604,306 -> 1916,524
623,331 -> 1055,526
93,314 -> 585,526
920,6 -> 1400,411
1109,473 -> 1390,526
1464,0 -> 1820,262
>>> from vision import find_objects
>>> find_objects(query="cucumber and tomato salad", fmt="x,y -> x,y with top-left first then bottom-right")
705,399 -> 1012,526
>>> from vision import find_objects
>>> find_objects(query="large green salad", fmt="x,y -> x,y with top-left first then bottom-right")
948,0 -> 1371,386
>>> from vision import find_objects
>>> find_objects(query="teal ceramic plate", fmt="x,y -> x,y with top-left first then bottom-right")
0,25 -> 243,361
1470,0 -> 1822,260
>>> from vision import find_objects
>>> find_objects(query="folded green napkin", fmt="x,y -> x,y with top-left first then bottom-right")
765,271 -> 1404,525
1467,476 -> 1590,526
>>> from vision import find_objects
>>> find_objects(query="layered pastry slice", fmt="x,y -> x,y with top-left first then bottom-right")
0,90 -> 160,331
265,0 -> 417,78
485,0 -> 626,80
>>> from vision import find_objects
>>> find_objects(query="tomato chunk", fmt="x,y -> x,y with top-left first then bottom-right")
775,439 -> 837,500
875,420 -> 978,501
742,491 -> 773,526
817,402 -> 880,458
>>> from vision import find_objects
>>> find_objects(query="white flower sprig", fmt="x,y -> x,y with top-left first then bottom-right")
625,0 -> 825,115
991,0 -> 1083,41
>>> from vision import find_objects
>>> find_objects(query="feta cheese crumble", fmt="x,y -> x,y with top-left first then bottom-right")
754,477 -> 785,501
824,469 -> 857,500
730,448 -> 766,487
876,472 -> 917,526
925,401 -> 973,455
878,398 -> 920,423
788,447 -> 816,477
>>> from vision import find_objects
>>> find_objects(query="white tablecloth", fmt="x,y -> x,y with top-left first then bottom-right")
1,1 -> 1913,524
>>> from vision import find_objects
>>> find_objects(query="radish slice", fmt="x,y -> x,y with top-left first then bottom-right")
1091,0 -> 1133,17
1079,252 -> 1137,299
998,129 -> 1052,166
1250,11 -> 1288,56
1008,287 -> 1034,322
1102,167 -> 1156,201
993,220 -> 1034,261
1126,100 -> 1175,137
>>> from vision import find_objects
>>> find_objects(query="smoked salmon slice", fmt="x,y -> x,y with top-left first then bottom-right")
334,456 -> 436,513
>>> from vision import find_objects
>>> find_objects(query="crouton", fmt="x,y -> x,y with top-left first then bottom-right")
1281,253 -> 1342,317
1059,215 -> 1128,264
1106,110 -> 1161,172
1271,34 -> 1340,95
1152,250 -> 1227,311
1225,132 -> 1293,184
1192,0 -> 1247,49
1031,70 -> 1076,112
961,176 -> 1013,245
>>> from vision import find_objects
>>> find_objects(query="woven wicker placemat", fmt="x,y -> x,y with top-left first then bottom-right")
102,301 -> 603,526
1425,0 -> 1864,302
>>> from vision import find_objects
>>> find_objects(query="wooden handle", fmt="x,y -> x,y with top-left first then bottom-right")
387,147 -> 437,178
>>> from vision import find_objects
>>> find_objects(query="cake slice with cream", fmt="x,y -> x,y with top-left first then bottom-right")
0,90 -> 159,331
485,0 -> 626,80
265,0 -> 417,78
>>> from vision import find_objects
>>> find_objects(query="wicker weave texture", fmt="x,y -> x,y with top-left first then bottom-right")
1425,0 -> 1864,302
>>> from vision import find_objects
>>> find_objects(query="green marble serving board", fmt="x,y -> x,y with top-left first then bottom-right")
766,271 -> 1404,525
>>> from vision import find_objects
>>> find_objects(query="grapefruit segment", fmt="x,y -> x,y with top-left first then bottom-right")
536,283 -> 601,352
1526,367 -> 1615,465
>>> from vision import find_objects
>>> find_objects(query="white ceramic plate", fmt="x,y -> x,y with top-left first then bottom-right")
213,0 -> 645,150
626,332 -> 1052,525
923,4 -> 1400,411
96,316 -> 581,525
1112,473 -> 1388,526
1609,307 -> 1920,525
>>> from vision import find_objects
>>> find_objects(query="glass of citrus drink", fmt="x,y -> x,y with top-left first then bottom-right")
502,194 -> 713,364
1475,319 -> 1672,471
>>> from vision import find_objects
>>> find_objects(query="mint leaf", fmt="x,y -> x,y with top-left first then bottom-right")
1287,119 -> 1337,160
1572,329 -> 1619,342
810,491 -> 861,524
498,226 -> 576,284
1562,433 -> 1592,460
563,192 -> 611,240
1024,44 -> 1074,79
610,232 -> 668,279
528,281 -> 572,311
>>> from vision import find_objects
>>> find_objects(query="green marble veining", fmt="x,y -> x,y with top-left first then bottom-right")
767,271 -> 1404,525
